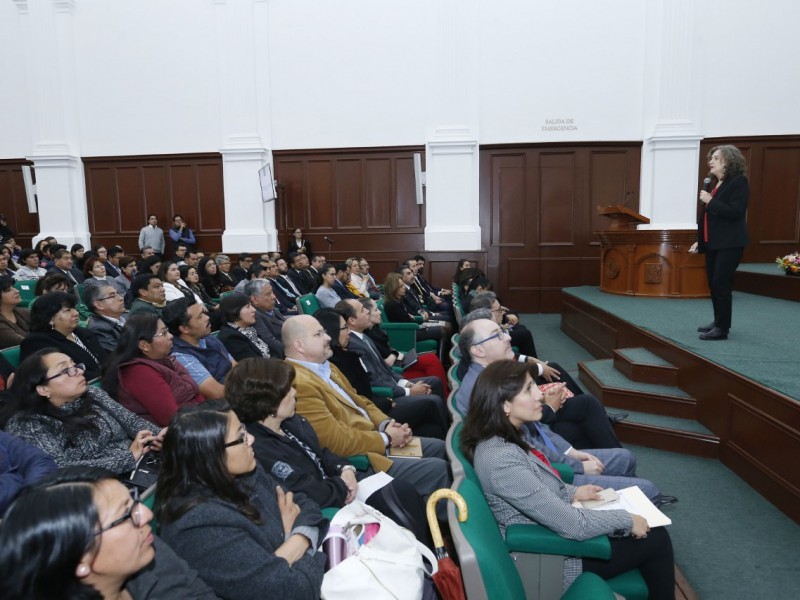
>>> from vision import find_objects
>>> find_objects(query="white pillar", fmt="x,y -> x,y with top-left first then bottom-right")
20,0 -> 90,246
424,0 -> 481,251
638,0 -> 704,231
216,0 -> 276,252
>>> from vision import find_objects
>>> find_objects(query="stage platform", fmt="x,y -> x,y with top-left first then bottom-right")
561,285 -> 800,524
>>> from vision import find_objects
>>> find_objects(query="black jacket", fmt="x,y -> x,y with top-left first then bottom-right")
20,328 -> 106,380
697,174 -> 749,251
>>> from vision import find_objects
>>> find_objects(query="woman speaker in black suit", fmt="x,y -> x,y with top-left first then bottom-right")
690,145 -> 749,341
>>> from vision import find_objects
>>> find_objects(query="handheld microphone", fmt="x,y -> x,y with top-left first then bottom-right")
324,236 -> 335,245
703,177 -> 712,192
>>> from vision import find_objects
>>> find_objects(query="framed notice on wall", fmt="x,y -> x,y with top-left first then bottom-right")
259,163 -> 277,202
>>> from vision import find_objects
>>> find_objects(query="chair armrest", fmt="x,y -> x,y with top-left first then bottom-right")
371,386 -> 394,398
381,322 -> 419,331
552,462 -> 574,484
505,524 -> 611,559
348,455 -> 370,471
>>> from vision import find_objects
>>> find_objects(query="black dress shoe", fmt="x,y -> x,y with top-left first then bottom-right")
656,495 -> 679,508
607,412 -> 629,424
699,327 -> 728,340
697,321 -> 716,333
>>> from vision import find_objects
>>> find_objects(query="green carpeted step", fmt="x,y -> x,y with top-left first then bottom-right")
616,347 -> 673,367
614,409 -> 720,458
579,358 -> 696,419
618,408 -> 713,436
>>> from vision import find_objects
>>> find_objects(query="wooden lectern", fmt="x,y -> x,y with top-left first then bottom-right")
596,205 -> 709,297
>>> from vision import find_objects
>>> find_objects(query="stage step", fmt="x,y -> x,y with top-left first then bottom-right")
735,263 -> 800,303
613,347 -> 679,386
613,409 -> 720,458
579,358 -> 697,419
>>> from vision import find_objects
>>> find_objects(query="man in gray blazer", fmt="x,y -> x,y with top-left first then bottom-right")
244,278 -> 287,358
85,284 -> 127,353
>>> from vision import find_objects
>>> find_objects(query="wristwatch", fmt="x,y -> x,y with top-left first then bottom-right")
339,465 -> 357,475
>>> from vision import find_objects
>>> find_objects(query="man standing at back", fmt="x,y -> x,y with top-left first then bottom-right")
283,315 -> 450,500
138,214 -> 165,257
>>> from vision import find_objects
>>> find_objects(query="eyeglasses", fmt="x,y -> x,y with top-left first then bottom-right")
471,329 -> 510,347
152,327 -> 171,337
44,363 -> 86,382
95,488 -> 144,536
99,292 -> 123,301
225,423 -> 248,448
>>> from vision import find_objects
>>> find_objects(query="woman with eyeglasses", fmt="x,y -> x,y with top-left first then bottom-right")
82,256 -> 127,295
20,291 -> 106,380
102,313 -> 206,427
0,274 -> 30,350
0,466 -> 219,600
1,349 -> 164,474
156,405 -> 327,600
461,361 -> 674,597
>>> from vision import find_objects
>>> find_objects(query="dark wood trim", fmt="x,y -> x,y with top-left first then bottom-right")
612,350 -> 679,386
480,141 -> 644,150
614,422 -> 720,459
82,153 -> 222,163
735,270 -> 800,302
562,290 -> 800,525
272,145 -> 425,157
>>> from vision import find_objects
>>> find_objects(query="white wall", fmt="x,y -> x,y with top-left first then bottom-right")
0,1 -> 33,158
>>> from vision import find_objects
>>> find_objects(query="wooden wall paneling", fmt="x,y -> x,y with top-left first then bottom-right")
277,160 -> 305,231
0,160 -> 40,248
83,154 -> 224,254
539,152 -> 575,246
395,156 -> 421,228
700,136 -> 800,263
307,161 -> 335,230
364,159 -> 391,228
335,159 -> 363,229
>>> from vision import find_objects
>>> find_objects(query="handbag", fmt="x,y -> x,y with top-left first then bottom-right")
321,500 -> 438,600
125,451 -> 161,490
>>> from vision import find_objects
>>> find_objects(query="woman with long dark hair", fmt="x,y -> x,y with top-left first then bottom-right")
0,274 -> 30,349
0,466 -> 218,600
20,291 -> 106,379
461,361 -> 674,597
2,349 -> 163,473
198,256 -> 222,299
159,260 -> 201,304
102,313 -> 206,427
155,405 -> 327,600
382,272 -> 443,346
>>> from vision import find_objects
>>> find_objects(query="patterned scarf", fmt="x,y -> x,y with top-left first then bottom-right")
227,323 -> 270,358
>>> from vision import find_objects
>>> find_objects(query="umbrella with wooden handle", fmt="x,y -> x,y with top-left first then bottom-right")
426,489 -> 468,600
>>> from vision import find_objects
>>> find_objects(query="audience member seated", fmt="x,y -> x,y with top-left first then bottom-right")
172,242 -> 189,267
315,262 -> 340,308
357,257 -> 381,298
2,350 -> 164,473
308,254 -> 325,290
458,310 -> 620,447
180,264 -> 216,309
115,255 -> 137,292
47,248 -> 80,293
316,308 -> 448,440
21,291 -> 105,380
227,357 -> 431,545
217,293 -> 272,361
406,257 -> 452,319
382,272 -> 444,346
102,313 -> 206,427
104,245 -> 124,278
360,297 -> 450,397
129,273 -> 167,317
338,299 -> 449,435
214,254 -> 236,292
82,256 -> 127,295
34,272 -> 71,297
455,266 -> 484,300
70,243 -> 86,272
266,259 -> 300,313
454,322 -> 664,502
345,257 -> 369,298
140,254 -> 162,276
461,275 -> 492,314
198,256 -> 223,298
156,405 -> 327,600
84,284 -> 127,353
140,245 -> 156,259
400,263 -> 450,324
461,361 -> 674,597
232,262 -> 269,294
159,260 -> 201,304
290,252 -> 318,295
0,429 -> 56,514
412,254 -> 452,300
0,251 -> 15,278
163,297 -> 235,400
282,314 -> 451,500
0,275 -> 30,349
13,248 -> 47,281
244,278 -> 287,357
470,290 -> 539,360
230,252 -> 253,284
0,467 -> 219,600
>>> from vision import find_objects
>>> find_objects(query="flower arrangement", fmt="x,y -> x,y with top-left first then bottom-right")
776,251 -> 800,276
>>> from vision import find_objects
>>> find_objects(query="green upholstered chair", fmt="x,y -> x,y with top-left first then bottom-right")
0,345 -> 21,368
296,293 -> 321,315
375,299 -> 437,354
14,280 -> 36,308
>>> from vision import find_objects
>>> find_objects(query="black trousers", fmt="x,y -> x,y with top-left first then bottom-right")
582,527 -> 675,600
704,246 -> 744,331
542,392 -> 622,449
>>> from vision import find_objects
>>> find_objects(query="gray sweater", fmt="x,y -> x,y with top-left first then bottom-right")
5,387 -> 156,474
159,466 -> 327,600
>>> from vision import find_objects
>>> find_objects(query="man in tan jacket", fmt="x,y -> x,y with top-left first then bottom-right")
283,315 -> 450,499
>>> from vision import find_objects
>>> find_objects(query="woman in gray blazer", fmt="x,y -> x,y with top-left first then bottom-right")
460,361 -> 674,598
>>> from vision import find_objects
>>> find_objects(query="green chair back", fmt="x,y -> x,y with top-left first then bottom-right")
297,293 -> 321,315
0,345 -> 21,368
14,280 -> 36,308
